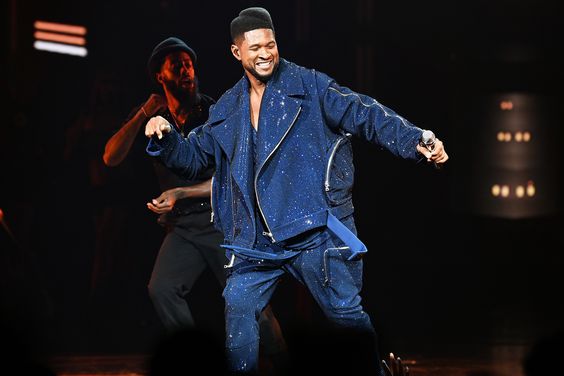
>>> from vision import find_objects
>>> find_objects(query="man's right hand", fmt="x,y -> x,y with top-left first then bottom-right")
145,115 -> 173,139
143,94 -> 167,117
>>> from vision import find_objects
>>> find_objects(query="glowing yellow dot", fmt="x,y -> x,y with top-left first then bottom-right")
497,132 -> 505,142
526,181 -> 535,197
515,185 -> 525,198
504,132 -> 512,142
515,132 -> 523,142
501,185 -> 510,197
523,132 -> 531,142
491,185 -> 500,196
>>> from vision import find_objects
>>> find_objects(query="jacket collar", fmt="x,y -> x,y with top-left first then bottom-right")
209,58 -> 304,163
208,59 -> 304,122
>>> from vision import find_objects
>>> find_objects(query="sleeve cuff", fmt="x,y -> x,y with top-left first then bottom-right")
146,132 -> 177,156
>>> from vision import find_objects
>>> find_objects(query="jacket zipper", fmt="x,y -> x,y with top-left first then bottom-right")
255,106 -> 302,242
210,175 -> 215,223
324,133 -> 351,192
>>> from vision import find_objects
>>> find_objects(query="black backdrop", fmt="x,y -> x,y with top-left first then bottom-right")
1,0 -> 563,359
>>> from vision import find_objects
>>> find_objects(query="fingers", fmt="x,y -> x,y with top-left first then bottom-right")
152,192 -> 166,203
147,192 -> 173,214
146,202 -> 162,214
146,201 -> 172,214
416,144 -> 433,160
430,139 -> 449,164
145,116 -> 172,139
418,138 -> 449,165
151,196 -> 169,208
144,116 -> 161,138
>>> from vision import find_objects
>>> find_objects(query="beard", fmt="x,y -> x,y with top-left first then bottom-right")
163,76 -> 199,106
246,60 -> 279,83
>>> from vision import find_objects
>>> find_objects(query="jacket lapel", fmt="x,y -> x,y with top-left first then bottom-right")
256,59 -> 305,167
210,78 -> 255,217
208,80 -> 246,162
208,60 -> 306,224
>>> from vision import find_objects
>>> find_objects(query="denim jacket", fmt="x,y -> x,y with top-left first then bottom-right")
147,58 -> 423,254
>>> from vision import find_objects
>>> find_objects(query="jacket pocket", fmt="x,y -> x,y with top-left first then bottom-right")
324,133 -> 354,205
322,246 -> 363,295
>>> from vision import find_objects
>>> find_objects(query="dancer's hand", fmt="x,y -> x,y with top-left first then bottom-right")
147,188 -> 182,214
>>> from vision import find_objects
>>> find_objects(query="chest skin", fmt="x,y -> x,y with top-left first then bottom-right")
249,89 -> 263,131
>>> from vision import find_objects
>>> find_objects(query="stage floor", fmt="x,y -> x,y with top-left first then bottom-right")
43,344 -> 528,376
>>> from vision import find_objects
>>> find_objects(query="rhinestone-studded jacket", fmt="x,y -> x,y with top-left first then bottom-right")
147,58 -> 424,250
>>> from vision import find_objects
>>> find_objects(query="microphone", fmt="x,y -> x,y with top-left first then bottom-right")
421,130 -> 436,150
420,130 -> 441,169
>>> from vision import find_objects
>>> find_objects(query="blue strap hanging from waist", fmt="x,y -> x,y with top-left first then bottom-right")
326,212 -> 367,261
221,211 -> 367,262
219,244 -> 298,261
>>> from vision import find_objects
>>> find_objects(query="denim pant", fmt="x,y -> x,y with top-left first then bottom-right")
223,222 -> 376,373
147,210 -> 286,357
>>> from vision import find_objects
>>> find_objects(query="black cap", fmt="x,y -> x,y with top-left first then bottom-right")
147,37 -> 197,83
230,7 -> 274,42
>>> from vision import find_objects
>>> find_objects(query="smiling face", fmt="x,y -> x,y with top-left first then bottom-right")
231,28 -> 279,84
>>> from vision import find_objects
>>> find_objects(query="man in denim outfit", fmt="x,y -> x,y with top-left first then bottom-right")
104,36 -> 286,365
145,8 -> 448,374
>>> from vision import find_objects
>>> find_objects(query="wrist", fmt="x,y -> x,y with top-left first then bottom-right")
174,187 -> 191,199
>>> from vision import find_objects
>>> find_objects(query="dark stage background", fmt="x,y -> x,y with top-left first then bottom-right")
1,0 -> 563,367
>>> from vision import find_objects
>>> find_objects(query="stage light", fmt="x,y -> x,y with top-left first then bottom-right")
501,185 -> 510,198
454,93 -> 557,218
500,100 -> 514,110
33,20 -> 88,57
34,21 -> 86,35
34,31 -> 85,46
33,41 -> 87,57
496,131 -> 533,143
526,181 -> 535,197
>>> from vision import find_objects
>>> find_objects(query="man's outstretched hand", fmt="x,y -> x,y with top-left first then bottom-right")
145,115 -> 172,139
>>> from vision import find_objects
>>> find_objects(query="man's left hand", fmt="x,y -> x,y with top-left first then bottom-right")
416,138 -> 449,166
